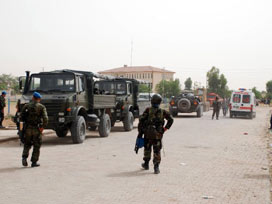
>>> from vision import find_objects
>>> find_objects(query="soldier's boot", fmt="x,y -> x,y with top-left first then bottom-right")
31,162 -> 40,168
154,163 -> 160,174
22,158 -> 28,167
141,161 -> 149,170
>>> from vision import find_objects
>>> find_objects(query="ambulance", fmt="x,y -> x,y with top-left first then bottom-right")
229,88 -> 256,119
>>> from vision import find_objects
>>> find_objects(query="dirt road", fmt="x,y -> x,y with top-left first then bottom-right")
0,107 -> 271,204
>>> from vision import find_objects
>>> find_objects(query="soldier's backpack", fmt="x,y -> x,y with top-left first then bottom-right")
144,108 -> 164,139
26,103 -> 41,126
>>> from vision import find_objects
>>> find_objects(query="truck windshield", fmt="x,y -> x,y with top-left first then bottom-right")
95,82 -> 127,95
28,74 -> 75,93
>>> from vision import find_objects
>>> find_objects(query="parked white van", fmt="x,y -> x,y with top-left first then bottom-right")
229,89 -> 256,119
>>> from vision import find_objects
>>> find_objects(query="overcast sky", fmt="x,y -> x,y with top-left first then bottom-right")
0,0 -> 271,91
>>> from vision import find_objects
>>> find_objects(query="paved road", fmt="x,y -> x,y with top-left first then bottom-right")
0,107 -> 271,204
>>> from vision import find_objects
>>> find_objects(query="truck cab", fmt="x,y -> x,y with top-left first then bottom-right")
94,78 -> 151,131
18,70 -> 116,144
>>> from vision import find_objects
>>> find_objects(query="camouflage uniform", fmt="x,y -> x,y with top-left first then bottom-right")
212,100 -> 221,120
21,101 -> 48,163
0,95 -> 6,127
138,107 -> 173,165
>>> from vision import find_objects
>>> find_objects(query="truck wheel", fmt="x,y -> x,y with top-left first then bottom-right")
71,116 -> 86,144
197,107 -> 202,118
88,126 -> 97,131
99,114 -> 111,137
170,109 -> 178,117
56,127 -> 69,137
123,111 -> 134,131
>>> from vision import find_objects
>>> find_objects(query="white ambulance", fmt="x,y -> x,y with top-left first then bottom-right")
229,89 -> 256,119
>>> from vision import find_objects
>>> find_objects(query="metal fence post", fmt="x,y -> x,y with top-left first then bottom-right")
8,98 -> 10,115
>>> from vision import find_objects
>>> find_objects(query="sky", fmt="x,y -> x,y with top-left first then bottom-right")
0,0 -> 271,91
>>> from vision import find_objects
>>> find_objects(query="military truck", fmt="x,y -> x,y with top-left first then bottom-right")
17,70 -> 116,144
169,92 -> 203,117
94,78 -> 151,131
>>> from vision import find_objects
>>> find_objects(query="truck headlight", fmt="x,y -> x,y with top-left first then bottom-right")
58,112 -> 64,116
59,118 -> 65,123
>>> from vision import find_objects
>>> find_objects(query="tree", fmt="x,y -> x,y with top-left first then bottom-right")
184,77 -> 192,90
206,67 -> 230,98
138,84 -> 151,93
0,74 -> 19,94
252,87 -> 262,99
155,79 -> 181,98
266,80 -> 272,99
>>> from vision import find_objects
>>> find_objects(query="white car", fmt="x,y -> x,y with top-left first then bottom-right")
229,89 -> 256,119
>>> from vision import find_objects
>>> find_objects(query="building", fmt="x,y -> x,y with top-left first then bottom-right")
98,65 -> 175,92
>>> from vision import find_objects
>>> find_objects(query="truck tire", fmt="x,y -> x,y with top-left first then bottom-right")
197,107 -> 202,118
56,127 -> 69,137
178,98 -> 191,112
88,126 -> 97,131
99,113 -> 111,137
249,112 -> 253,119
123,111 -> 134,131
71,116 -> 86,144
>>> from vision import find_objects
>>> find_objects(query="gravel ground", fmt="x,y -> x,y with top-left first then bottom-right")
0,107 -> 271,204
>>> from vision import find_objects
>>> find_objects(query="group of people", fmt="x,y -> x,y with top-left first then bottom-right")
1,90 -> 174,174
212,97 -> 229,120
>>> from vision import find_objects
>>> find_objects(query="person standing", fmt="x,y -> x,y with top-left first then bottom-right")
137,94 -> 174,174
270,113 -> 272,129
20,92 -> 48,167
222,98 -> 228,117
0,91 -> 7,128
212,96 -> 221,120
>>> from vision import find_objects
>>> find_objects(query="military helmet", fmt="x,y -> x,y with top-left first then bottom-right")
33,92 -> 42,99
151,94 -> 162,105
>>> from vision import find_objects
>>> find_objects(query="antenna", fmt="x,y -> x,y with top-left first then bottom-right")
130,40 -> 133,66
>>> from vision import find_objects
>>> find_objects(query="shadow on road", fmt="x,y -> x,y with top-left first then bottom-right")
107,169 -> 152,177
111,126 -> 137,132
0,167 -> 28,174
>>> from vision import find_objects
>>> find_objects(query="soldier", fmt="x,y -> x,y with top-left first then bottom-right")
138,94 -> 173,174
212,96 -> 221,120
270,113 -> 272,129
222,98 -> 228,116
21,92 -> 48,167
0,91 -> 7,128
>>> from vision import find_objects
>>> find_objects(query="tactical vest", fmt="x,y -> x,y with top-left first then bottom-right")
26,103 -> 41,126
144,108 -> 164,139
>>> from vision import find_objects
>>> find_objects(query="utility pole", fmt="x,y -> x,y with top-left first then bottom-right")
130,40 -> 133,67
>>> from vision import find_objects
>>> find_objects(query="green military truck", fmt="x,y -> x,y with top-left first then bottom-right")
17,70 -> 116,144
94,78 -> 151,131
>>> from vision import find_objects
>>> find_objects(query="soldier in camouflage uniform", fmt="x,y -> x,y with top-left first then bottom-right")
21,92 -> 48,167
138,94 -> 173,174
212,96 -> 221,120
0,91 -> 7,128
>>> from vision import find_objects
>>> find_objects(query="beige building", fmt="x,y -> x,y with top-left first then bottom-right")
98,65 -> 175,92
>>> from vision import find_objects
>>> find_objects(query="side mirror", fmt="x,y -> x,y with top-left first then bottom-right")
19,76 -> 26,93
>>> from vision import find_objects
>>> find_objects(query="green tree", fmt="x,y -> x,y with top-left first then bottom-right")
184,77 -> 192,90
266,80 -> 272,99
0,74 -> 19,94
138,84 -> 151,93
155,79 -> 181,98
252,87 -> 262,99
206,67 -> 229,97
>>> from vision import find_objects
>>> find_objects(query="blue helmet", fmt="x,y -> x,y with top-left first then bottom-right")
136,137 -> 145,148
2,91 -> 7,95
33,92 -> 42,99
